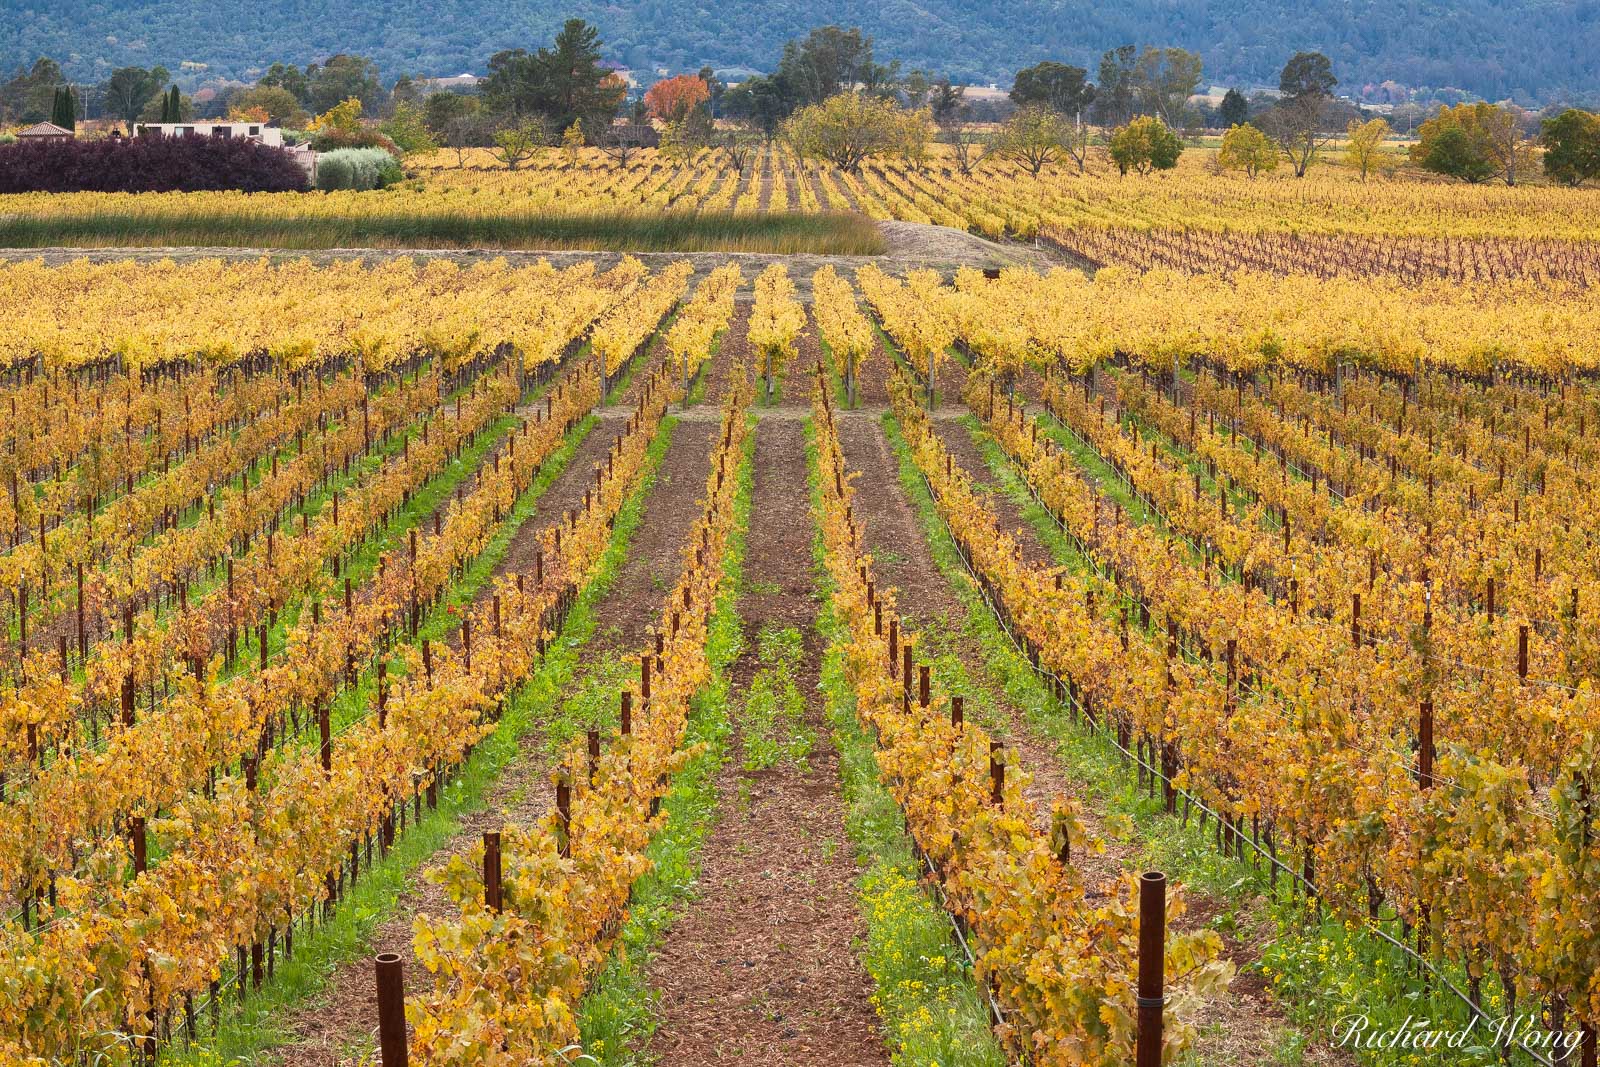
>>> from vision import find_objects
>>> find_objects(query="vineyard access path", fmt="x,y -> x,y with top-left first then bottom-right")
268,339 -> 729,1067
922,392 -> 1357,1067
643,328 -> 886,1065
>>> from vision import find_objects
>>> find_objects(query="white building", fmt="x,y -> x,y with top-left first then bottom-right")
134,121 -> 284,146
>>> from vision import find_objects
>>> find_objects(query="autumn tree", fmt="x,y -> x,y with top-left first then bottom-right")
644,73 -> 711,124
1411,103 -> 1532,184
1344,117 -> 1391,180
561,120 -> 585,165
1108,115 -> 1182,175
1217,123 -> 1278,177
783,92 -> 906,171
994,105 -> 1073,176
491,117 -> 546,170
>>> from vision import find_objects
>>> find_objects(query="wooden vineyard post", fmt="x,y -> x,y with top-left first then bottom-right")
556,774 -> 572,858
483,832 -> 503,913
1136,871 -> 1166,1067
621,691 -> 632,736
374,953 -> 408,1067
951,695 -> 963,728
76,562 -> 86,660
989,742 -> 1004,806
318,699 -> 332,775
1418,698 -> 1435,790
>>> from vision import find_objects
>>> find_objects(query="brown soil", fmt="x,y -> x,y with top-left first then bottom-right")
757,151 -> 775,212
807,169 -> 835,212
643,414 -> 887,1067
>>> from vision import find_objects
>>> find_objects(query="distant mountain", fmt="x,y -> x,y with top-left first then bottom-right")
1,0 -> 1594,102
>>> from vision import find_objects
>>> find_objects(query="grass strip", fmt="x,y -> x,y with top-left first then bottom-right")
0,210 -> 887,256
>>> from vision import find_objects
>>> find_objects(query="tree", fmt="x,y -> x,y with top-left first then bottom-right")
955,129 -> 996,177
697,66 -> 726,117
717,126 -> 760,173
307,55 -> 384,114
929,77 -> 964,126
1218,123 -> 1278,177
1541,109 -> 1600,186
1010,61 -> 1095,118
103,66 -> 169,133
1094,45 -> 1138,126
1,58 -> 66,125
1219,88 -> 1249,128
1345,117 -> 1391,180
776,26 -> 880,106
644,73 -> 710,124
1411,103 -> 1531,184
229,85 -> 308,126
783,92 -> 906,171
1258,52 -> 1338,177
481,20 -> 624,139
1108,115 -> 1182,175
441,113 -> 492,167
599,121 -> 653,166
995,105 -> 1072,176
1132,48 -> 1202,127
258,62 -> 311,105
491,118 -> 546,170
724,76 -> 790,139
1416,123 -> 1495,182
380,101 -> 437,155
50,87 -> 76,131
542,19 -> 625,137
158,85 -> 180,123
1280,51 -> 1337,100
390,75 -> 422,108
309,97 -> 364,133
1479,104 -> 1536,185
561,120 -> 585,165
895,106 -> 935,169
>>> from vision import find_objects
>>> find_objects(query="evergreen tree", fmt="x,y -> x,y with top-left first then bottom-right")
1218,88 -> 1249,127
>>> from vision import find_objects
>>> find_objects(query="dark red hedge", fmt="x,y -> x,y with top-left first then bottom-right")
0,134 -> 310,193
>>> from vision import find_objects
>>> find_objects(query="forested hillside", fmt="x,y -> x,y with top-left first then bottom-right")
0,0 -> 1591,100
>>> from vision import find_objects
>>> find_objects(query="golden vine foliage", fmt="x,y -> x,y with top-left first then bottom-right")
811,360 -> 1229,1065
407,345 -> 756,1064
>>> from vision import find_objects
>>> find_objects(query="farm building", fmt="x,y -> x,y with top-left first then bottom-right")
15,122 -> 73,141
134,121 -> 285,146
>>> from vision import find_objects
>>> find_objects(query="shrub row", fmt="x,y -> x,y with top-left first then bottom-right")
0,135 -> 309,193
315,147 -> 403,191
